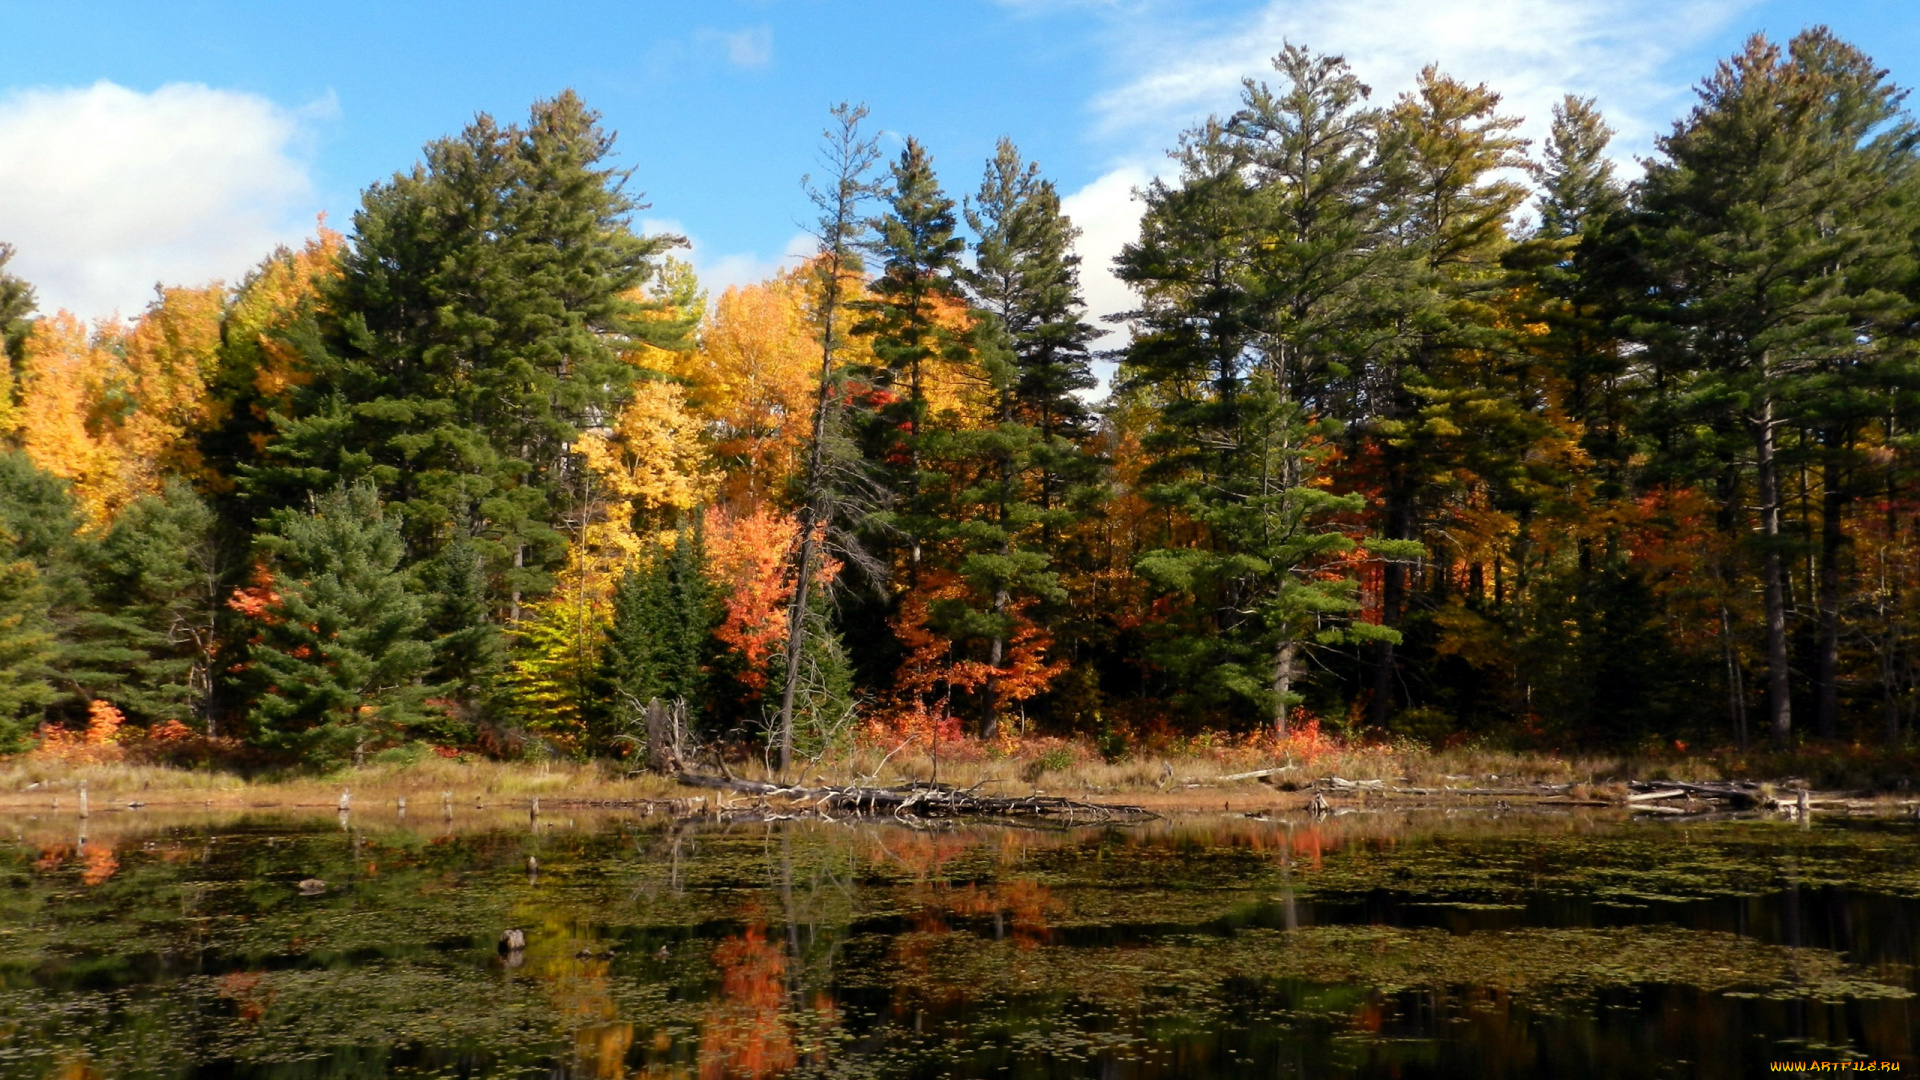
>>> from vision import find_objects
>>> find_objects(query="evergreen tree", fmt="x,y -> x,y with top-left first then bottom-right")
244,483 -> 436,765
965,140 -> 1101,455
414,534 -> 502,711
0,243 -> 35,389
0,452 -> 63,748
0,450 -> 120,729
0,543 -> 54,751
1599,29 -> 1919,745
249,92 -> 684,668
1356,65 -> 1533,727
602,523 -> 716,751
853,137 -> 969,580
1536,96 -> 1624,241
1526,96 -> 1631,481
940,139 -> 1102,734
89,481 -> 232,728
1117,48 -> 1411,731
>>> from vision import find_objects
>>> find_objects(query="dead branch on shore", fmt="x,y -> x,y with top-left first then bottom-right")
1620,779 -> 1889,818
675,773 -> 1156,824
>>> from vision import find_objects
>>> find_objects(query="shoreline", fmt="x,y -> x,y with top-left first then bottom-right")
4,773 -> 1914,822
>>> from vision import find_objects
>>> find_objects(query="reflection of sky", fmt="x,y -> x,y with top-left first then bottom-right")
3,1 -> 1915,338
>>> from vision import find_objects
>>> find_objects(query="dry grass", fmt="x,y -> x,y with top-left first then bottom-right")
0,732 -> 1906,817
0,755 -> 693,811
723,738 -> 1695,798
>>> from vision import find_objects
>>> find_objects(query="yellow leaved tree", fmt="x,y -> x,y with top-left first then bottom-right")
502,376 -> 717,749
677,273 -> 819,504
16,313 -> 126,526
14,284 -> 225,528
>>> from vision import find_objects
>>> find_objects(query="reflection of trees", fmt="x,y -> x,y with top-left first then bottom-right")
523,928 -> 633,1080
215,970 -> 270,1022
697,924 -> 794,1080
31,835 -> 120,886
3,811 -> 1917,1077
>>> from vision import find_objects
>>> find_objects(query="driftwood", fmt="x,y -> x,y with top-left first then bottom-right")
1619,779 -> 1880,818
1185,766 -> 1298,785
1319,776 -> 1387,791
1626,779 -> 1766,811
676,774 -> 1156,824
1335,778 -> 1577,799
525,797 -> 711,815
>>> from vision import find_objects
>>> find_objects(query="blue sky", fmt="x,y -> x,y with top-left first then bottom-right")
1,0 -> 1912,326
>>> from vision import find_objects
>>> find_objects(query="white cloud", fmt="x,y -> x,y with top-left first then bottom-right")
1053,0 -> 1759,366
0,81 -> 323,321
1060,162 -> 1151,352
642,217 -> 809,303
1090,0 -> 1756,159
697,25 -> 774,68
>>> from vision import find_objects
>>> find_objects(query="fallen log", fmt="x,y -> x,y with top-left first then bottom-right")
1627,780 -> 1763,808
1214,766 -> 1297,783
1319,776 -> 1387,791
675,774 -> 1156,823
1627,789 -> 1688,803
530,797 -> 709,814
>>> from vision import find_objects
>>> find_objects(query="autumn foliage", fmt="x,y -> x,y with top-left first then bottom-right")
4,46 -> 1920,765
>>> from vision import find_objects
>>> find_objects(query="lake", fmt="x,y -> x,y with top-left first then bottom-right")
1,804 -> 1914,1077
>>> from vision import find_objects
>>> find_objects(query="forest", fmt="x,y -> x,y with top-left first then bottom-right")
0,26 -> 1916,771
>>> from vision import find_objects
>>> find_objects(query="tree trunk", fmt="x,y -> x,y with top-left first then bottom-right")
777,378 -> 833,775
777,264 -> 845,775
1754,399 -> 1792,746
1881,633 -> 1902,748
509,543 -> 524,625
1368,490 -> 1409,728
1273,638 -> 1297,738
1816,454 -> 1844,739
983,616 -> 1005,741
1721,601 -> 1748,751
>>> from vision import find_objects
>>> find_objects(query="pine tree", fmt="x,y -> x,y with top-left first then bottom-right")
938,139 -> 1102,734
1526,96 -> 1630,479
0,452 -> 63,748
242,483 -> 436,765
249,92 -> 684,649
966,140 -> 1101,453
853,137 -> 970,580
0,545 -> 54,751
602,523 -> 716,752
1536,96 -> 1624,242
0,449 -> 127,731
0,243 -> 35,432
1600,29 -> 1919,745
89,481 -> 232,728
414,534 -> 502,706
1357,64 -> 1533,727
1117,47 -> 1410,731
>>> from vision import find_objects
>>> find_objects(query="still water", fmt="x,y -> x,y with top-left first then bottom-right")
0,806 -> 1915,1078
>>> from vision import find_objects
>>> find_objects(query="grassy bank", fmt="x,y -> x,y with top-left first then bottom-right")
5,734 -> 1918,816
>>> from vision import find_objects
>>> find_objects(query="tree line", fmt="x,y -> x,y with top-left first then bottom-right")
1,27 -> 1917,767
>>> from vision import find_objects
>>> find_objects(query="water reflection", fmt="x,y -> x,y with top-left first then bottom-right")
0,807 -> 1915,1077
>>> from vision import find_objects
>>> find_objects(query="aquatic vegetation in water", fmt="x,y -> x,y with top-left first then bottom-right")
0,810 -> 1913,1078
